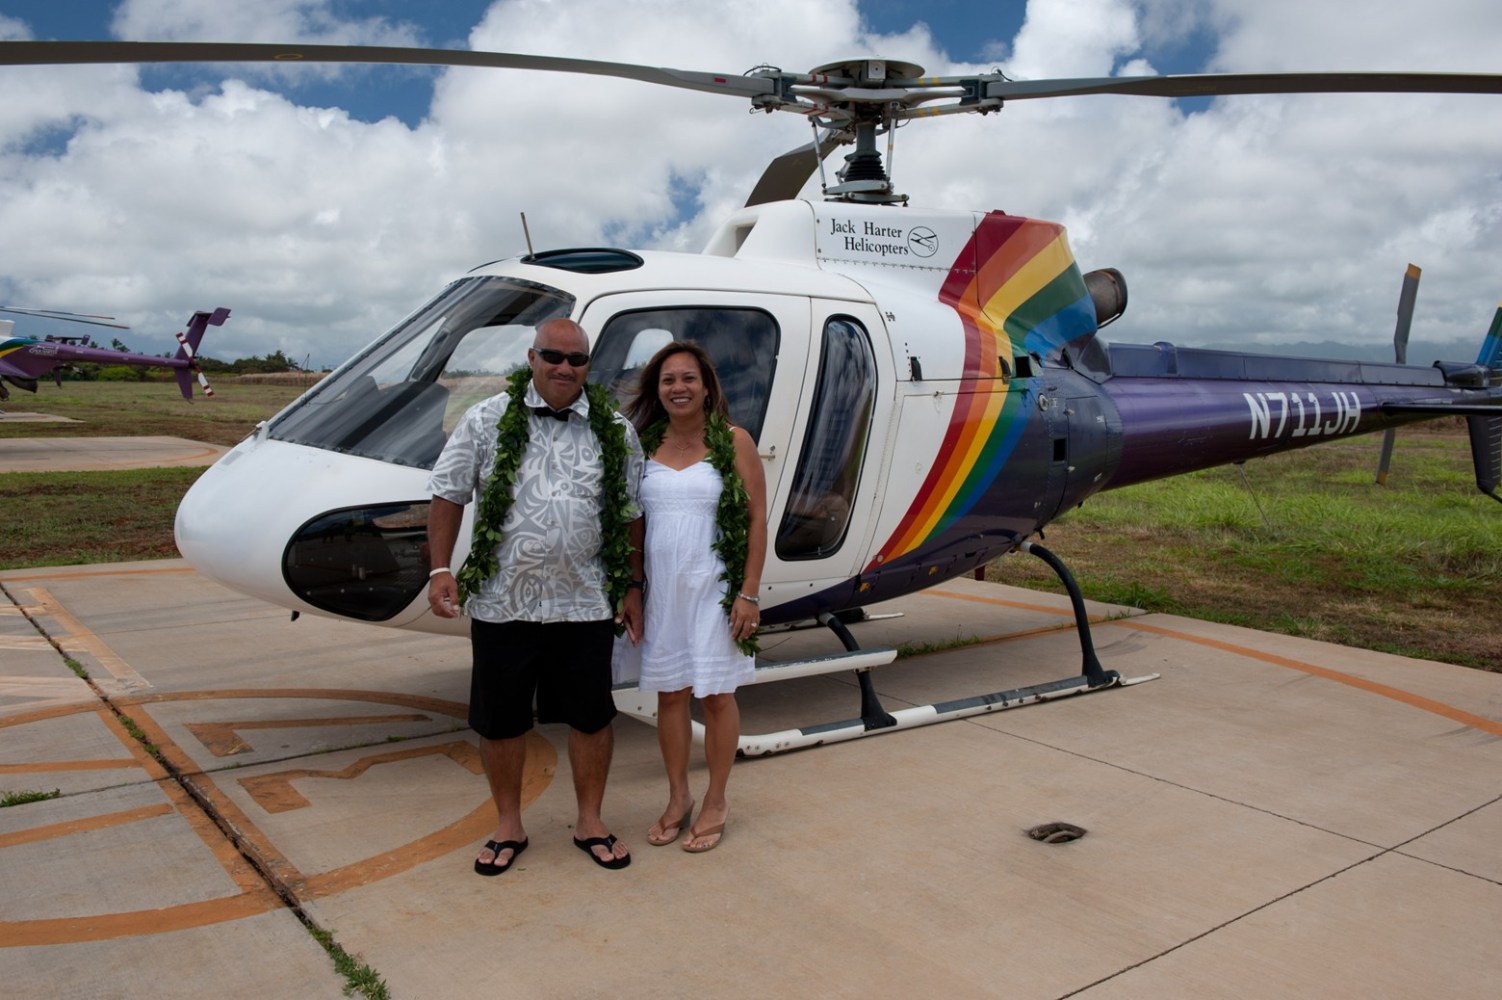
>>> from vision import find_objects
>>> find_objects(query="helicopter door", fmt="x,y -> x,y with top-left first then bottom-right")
760,307 -> 885,601
582,291 -> 813,509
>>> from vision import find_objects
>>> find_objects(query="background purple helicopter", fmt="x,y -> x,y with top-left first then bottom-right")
0,305 -> 229,402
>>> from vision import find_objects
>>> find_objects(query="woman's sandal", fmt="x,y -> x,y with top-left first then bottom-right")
647,801 -> 694,847
681,819 -> 725,853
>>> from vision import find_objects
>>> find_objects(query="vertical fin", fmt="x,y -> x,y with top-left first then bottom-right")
1476,299 -> 1502,371
1467,414 -> 1502,504
171,307 -> 230,400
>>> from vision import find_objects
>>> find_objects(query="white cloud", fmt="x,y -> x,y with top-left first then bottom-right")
0,0 -> 1499,366
112,0 -> 427,47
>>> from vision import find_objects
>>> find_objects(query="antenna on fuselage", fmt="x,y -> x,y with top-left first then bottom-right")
520,212 -> 535,256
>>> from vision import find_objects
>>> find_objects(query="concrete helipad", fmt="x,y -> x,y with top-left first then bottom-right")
0,435 -> 228,472
2,558 -> 1499,998
0,411 -> 81,423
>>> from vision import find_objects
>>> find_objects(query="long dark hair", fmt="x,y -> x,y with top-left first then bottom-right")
623,340 -> 730,431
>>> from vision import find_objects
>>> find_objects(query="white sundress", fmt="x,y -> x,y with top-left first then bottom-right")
614,458 -> 755,697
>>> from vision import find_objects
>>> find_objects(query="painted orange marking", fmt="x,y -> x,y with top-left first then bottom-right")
94,705 -> 171,781
0,758 -> 139,774
185,713 -> 432,757
0,893 -> 280,948
929,586 -> 1083,617
0,565 -> 197,583
0,636 -> 51,649
0,803 -> 173,850
300,733 -> 555,899
239,741 -> 484,813
22,587 -> 149,691
0,702 -> 113,728
1110,620 -> 1502,738
0,688 -> 550,945
123,687 -> 469,719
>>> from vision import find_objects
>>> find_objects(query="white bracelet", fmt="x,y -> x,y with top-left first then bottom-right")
736,591 -> 759,605
429,567 -> 453,578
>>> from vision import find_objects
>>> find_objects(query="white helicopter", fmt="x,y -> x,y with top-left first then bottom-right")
5,42 -> 1500,754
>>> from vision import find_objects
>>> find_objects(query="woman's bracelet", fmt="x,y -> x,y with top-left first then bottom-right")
429,567 -> 453,578
736,591 -> 759,605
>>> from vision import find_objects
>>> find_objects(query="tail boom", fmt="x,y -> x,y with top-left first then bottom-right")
1099,344 -> 1502,491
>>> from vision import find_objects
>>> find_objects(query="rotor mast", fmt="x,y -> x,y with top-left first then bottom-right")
750,58 -> 989,206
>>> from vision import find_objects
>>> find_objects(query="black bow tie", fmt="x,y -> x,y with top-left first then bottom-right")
533,405 -> 571,422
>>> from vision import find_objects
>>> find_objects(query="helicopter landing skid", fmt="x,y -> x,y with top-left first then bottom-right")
610,565 -> 1159,757
730,668 -> 1156,757
726,598 -> 1156,755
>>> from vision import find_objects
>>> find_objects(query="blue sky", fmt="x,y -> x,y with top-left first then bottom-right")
1,1 -> 1499,365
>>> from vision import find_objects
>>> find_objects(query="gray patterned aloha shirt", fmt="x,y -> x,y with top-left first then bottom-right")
427,381 -> 643,623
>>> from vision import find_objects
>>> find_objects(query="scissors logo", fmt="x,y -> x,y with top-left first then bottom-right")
907,226 -> 938,258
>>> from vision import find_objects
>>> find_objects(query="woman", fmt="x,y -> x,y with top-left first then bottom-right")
621,340 -> 767,853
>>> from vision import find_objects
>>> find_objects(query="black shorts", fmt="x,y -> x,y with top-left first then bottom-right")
468,618 -> 618,740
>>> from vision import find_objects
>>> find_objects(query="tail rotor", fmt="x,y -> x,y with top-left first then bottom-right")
1375,264 -> 1421,485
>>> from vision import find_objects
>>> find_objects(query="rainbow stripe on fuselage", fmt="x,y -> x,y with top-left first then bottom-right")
867,212 -> 1096,570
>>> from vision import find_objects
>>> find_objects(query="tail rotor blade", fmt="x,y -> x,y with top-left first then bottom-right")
1377,263 -> 1421,485
1394,263 -> 1420,364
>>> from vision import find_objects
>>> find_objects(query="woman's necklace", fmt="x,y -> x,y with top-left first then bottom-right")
662,420 -> 705,456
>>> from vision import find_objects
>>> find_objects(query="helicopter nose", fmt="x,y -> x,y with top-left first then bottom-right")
175,435 -> 437,626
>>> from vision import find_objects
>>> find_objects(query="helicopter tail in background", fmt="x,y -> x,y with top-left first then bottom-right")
170,307 -> 230,400
1466,301 -> 1502,503
1476,300 -> 1502,371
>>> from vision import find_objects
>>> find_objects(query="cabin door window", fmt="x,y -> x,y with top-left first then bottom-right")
774,317 -> 877,560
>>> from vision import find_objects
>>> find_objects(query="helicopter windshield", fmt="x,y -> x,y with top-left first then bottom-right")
268,276 -> 574,469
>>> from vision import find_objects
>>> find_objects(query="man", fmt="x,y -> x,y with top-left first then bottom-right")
427,317 -> 645,874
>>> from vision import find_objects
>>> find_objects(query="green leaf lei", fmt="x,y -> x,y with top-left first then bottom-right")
455,367 -> 635,634
640,412 -> 758,656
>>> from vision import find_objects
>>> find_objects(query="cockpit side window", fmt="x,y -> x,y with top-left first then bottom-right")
589,307 -> 779,442
268,277 -> 573,469
775,317 -> 876,560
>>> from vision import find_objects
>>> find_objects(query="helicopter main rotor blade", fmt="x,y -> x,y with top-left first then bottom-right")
0,306 -> 129,329
744,130 -> 849,207
986,71 -> 1502,102
0,40 -> 777,101
10,42 -> 1502,109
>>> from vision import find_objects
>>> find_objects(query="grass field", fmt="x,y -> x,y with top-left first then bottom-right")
3,381 -> 1498,669
988,421 -> 1500,670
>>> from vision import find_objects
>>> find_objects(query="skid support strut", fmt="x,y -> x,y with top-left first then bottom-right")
1019,541 -> 1118,688
819,611 -> 897,732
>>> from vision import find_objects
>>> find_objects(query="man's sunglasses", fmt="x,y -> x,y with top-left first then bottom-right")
533,348 -> 591,367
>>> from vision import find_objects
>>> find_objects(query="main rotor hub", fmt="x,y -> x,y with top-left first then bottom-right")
789,59 -> 930,205
806,58 -> 926,88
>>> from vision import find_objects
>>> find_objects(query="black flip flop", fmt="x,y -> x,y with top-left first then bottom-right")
473,837 -> 527,876
574,834 -> 631,870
